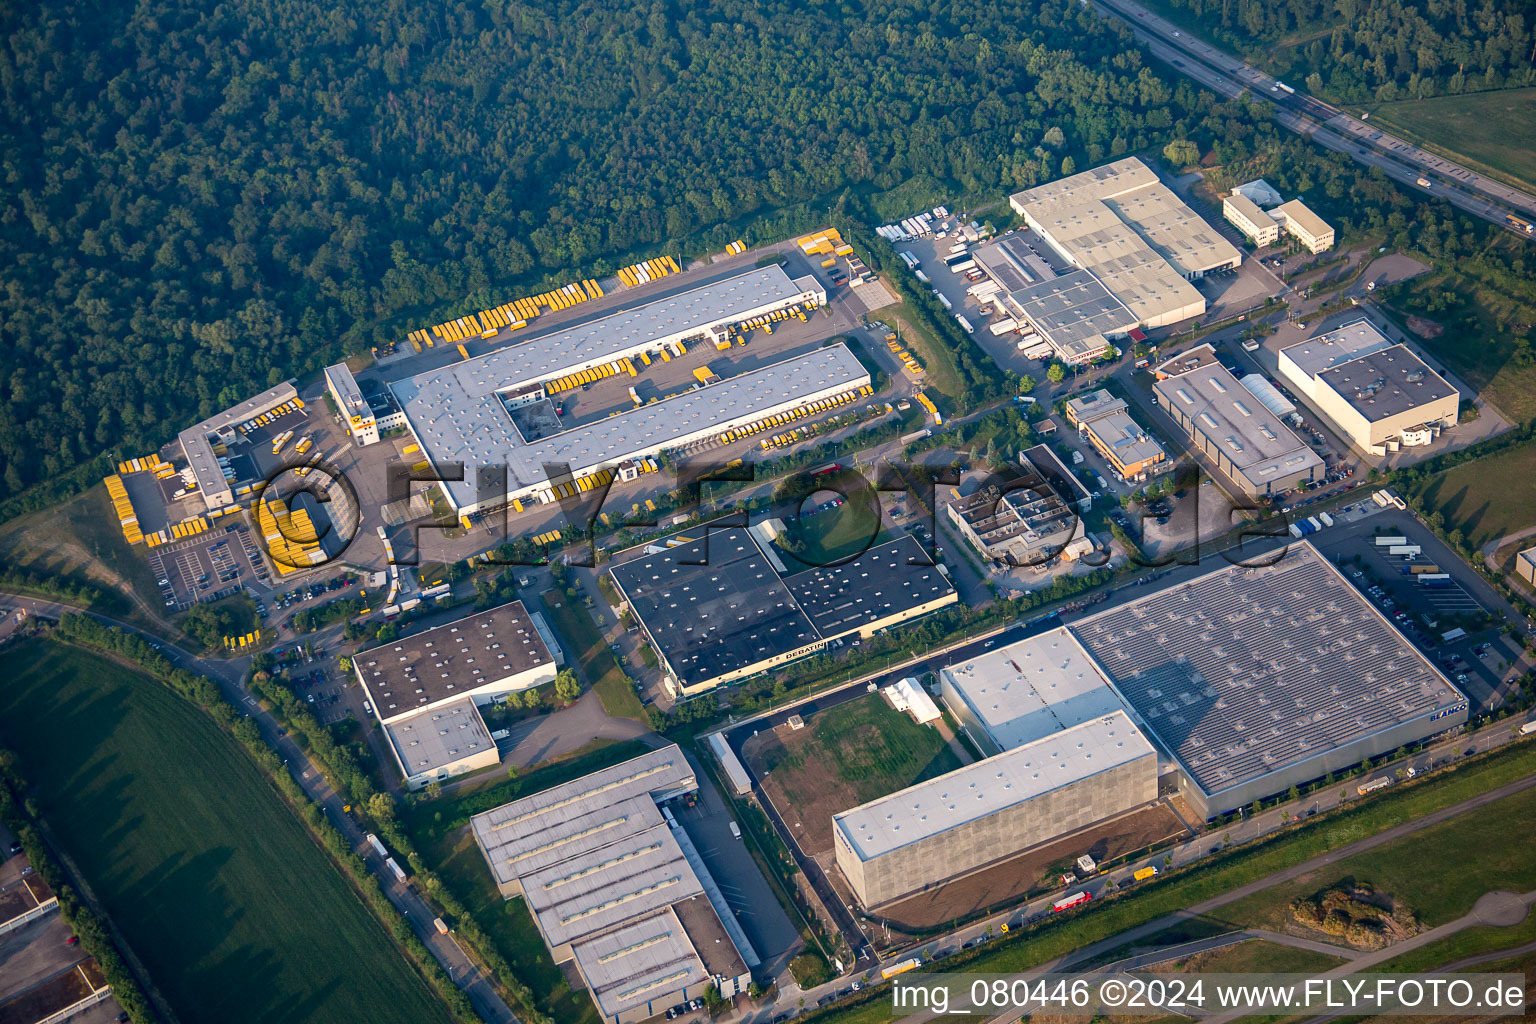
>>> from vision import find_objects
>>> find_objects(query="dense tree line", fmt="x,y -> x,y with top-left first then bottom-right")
2,0 -> 1226,511
1155,0 -> 1536,101
0,755 -> 161,1024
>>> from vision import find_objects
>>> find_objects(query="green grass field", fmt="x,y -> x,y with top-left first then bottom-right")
1367,88 -> 1536,192
0,483 -> 163,622
775,495 -> 887,568
1152,938 -> 1346,974
888,300 -> 967,409
0,639 -> 452,1024
1216,781 -> 1536,930
1403,440 -> 1536,550
1378,259 -> 1536,425
538,593 -> 646,721
761,691 -> 962,808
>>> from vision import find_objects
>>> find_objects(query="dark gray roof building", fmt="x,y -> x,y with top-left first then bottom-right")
1070,542 -> 1467,817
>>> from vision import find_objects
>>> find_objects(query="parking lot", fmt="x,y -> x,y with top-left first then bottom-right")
1305,508 -> 1523,711
148,522 -> 270,609
671,765 -> 803,983
896,225 -> 1066,379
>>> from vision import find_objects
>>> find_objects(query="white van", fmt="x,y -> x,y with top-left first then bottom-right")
728,821 -> 742,840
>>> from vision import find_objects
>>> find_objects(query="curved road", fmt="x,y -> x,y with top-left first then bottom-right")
0,592 -> 520,1024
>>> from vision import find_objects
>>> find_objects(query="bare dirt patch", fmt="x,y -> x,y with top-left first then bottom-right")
1405,314 -> 1445,339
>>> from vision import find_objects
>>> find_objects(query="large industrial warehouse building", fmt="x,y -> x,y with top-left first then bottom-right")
832,627 -> 1159,908
354,600 -> 562,789
1008,157 -> 1241,333
1154,344 -> 1323,497
470,746 -> 757,1023
1277,320 -> 1458,454
388,265 -> 833,515
940,626 -> 1138,755
833,711 -> 1157,908
609,530 -> 957,698
1070,542 -> 1468,819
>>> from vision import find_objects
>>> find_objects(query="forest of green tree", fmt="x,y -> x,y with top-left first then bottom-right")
1,0 -> 1530,518
1150,0 -> 1535,101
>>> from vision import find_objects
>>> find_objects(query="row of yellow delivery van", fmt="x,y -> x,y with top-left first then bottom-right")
716,385 -> 873,445
104,474 -> 142,544
116,453 -> 167,475
762,428 -> 805,450
238,398 -> 304,435
537,466 -> 617,502
545,356 -> 638,394
617,254 -> 681,288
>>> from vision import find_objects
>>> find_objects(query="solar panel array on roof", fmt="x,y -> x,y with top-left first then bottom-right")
611,532 -> 957,690
783,536 -> 953,636
610,534 -> 820,689
1070,543 -> 1464,797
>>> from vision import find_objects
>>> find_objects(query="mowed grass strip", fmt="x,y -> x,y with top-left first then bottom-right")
765,691 -> 962,806
1216,781 -> 1536,929
0,639 -> 452,1024
538,593 -> 646,721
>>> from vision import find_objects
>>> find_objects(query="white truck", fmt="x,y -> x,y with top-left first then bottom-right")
728,821 -> 742,840
955,314 -> 975,334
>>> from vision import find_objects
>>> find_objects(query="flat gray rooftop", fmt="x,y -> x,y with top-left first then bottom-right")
325,362 -> 373,423
1154,361 -> 1323,490
356,600 -> 553,721
1010,157 -> 1241,277
1319,344 -> 1457,422
392,344 -> 868,508
1070,542 -> 1465,799
1004,269 -> 1136,360
833,711 -> 1154,862
942,626 -> 1136,750
470,746 -> 696,890
177,380 -> 298,500
1280,319 -> 1396,380
384,697 -> 495,777
403,265 -> 803,396
971,235 -> 1058,293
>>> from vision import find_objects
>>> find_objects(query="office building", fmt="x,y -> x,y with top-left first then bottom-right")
1064,389 -> 1168,482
